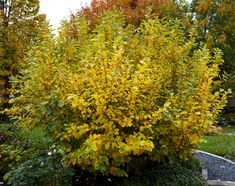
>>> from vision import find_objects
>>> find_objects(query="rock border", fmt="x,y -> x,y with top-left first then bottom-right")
196,150 -> 235,165
207,180 -> 235,186
196,150 -> 235,186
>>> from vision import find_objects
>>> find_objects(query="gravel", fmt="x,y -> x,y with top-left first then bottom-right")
195,151 -> 235,181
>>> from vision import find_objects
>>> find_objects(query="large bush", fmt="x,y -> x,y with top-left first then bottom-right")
8,12 -> 228,176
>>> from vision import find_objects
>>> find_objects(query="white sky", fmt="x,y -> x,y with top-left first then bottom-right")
40,0 -> 91,29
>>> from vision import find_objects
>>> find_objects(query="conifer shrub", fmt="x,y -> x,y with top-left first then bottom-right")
7,11 -> 228,176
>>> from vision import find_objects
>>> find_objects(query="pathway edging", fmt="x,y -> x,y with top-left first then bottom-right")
196,150 -> 235,165
196,150 -> 235,186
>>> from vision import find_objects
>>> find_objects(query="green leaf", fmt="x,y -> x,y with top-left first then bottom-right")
58,100 -> 65,107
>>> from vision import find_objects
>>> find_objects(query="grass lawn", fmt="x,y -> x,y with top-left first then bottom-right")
223,125 -> 235,133
199,125 -> 235,161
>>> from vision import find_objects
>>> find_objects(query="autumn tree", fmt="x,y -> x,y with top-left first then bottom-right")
79,0 -> 180,27
67,0 -> 193,47
191,1 -> 235,84
191,0 -> 234,58
0,0 -> 46,121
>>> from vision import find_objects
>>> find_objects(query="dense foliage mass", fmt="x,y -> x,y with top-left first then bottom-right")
79,0 -> 235,124
7,12 -> 228,177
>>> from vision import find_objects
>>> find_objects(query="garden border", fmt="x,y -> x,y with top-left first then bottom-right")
196,150 -> 235,186
196,150 -> 235,165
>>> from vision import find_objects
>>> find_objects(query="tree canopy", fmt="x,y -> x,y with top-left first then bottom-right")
80,0 -> 180,27
191,0 -> 235,85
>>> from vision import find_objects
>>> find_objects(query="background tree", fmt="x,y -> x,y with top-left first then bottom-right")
80,0 -> 181,27
68,0 -> 193,50
191,0 -> 235,65
191,0 -> 235,122
0,0 -> 46,122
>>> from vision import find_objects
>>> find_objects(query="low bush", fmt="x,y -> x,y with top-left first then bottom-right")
0,124 -> 75,185
4,154 -> 74,186
0,123 -> 29,176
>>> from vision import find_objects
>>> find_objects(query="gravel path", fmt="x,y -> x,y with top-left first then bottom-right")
195,151 -> 235,181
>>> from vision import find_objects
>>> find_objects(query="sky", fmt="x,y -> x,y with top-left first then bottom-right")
40,0 -> 92,29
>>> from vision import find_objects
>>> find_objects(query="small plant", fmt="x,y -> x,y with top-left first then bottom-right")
4,154 -> 74,186
0,124 -> 74,186
205,125 -> 223,136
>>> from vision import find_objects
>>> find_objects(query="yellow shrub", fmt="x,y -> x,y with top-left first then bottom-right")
8,12 -> 228,176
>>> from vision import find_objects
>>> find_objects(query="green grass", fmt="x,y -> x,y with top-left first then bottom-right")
199,135 -> 235,161
223,125 -> 235,133
199,125 -> 235,161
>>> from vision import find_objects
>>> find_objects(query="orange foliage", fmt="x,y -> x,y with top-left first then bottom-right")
81,0 -> 178,27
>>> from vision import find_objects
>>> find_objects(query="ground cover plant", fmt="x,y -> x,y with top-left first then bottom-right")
5,9 -> 229,184
72,162 -> 206,186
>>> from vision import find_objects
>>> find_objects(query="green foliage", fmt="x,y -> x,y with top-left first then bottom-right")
0,123 -> 75,186
0,124 -> 28,175
0,124 -> 50,175
4,154 -> 74,186
72,163 -> 206,186
8,11 -> 228,176
119,164 -> 206,186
